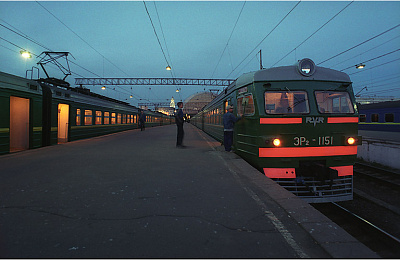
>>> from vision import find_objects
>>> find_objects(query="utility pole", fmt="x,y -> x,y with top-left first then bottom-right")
258,49 -> 263,70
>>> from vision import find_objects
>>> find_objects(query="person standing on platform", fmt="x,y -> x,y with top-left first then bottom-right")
175,102 -> 186,148
223,105 -> 241,152
139,110 -> 146,131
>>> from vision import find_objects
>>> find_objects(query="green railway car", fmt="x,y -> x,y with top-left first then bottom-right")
192,59 -> 361,203
0,71 -> 173,155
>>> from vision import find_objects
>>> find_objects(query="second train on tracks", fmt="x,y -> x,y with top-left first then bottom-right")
0,71 -> 173,155
191,58 -> 361,203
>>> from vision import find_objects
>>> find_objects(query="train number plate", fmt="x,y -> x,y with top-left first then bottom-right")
294,136 -> 333,146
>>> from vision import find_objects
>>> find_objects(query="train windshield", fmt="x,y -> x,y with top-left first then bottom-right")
315,91 -> 354,114
265,91 -> 309,114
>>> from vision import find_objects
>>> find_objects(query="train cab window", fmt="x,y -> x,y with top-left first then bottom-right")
385,113 -> 394,123
315,91 -> 354,114
104,112 -> 110,124
76,109 -> 81,126
237,94 -> 255,116
371,114 -> 379,122
265,91 -> 309,114
95,111 -> 102,125
111,113 -> 116,124
84,110 -> 93,125
359,114 -> 366,122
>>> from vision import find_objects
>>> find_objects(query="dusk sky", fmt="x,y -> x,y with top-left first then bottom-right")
1,1 -> 399,107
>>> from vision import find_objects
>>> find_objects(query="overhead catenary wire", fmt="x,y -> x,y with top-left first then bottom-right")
143,1 -> 171,74
339,49 -> 400,71
271,1 -> 354,68
318,23 -> 400,66
153,1 -> 175,78
211,1 -> 246,78
35,1 -> 130,77
226,0 -> 301,78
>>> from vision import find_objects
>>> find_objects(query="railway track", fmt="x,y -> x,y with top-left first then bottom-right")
312,162 -> 400,258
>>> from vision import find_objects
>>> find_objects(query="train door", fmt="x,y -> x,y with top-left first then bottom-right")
10,96 -> 30,152
58,104 -> 69,143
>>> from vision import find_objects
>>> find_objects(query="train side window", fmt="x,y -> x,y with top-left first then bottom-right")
237,94 -> 255,116
117,114 -> 122,124
315,91 -> 354,114
76,109 -> 81,126
123,114 -> 127,124
111,113 -> 116,124
104,112 -> 110,124
84,110 -> 93,125
385,113 -> 394,123
371,114 -> 379,122
265,91 -> 309,114
95,111 -> 102,125
359,114 -> 366,122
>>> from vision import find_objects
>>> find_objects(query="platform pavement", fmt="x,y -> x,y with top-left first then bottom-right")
0,124 -> 379,258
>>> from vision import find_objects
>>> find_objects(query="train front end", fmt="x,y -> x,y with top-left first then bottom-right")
239,59 -> 361,203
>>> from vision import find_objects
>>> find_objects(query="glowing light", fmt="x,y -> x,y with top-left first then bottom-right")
347,137 -> 356,145
356,63 -> 365,69
20,50 -> 32,59
273,138 -> 281,147
130,95 -> 133,98
101,86 -> 106,90
166,65 -> 171,70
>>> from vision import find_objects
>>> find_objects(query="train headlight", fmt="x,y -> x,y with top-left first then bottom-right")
273,138 -> 281,147
347,137 -> 356,145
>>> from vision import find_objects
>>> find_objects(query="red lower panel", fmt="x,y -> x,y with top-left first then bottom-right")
330,165 -> 353,176
263,168 -> 296,178
259,146 -> 357,158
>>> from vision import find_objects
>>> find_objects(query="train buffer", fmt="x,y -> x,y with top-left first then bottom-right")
0,124 -> 378,258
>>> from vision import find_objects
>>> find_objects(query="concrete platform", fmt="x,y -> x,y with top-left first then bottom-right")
0,124 -> 379,258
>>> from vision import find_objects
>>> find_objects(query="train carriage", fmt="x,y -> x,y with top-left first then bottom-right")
358,100 -> 400,132
0,71 -> 44,154
192,58 -> 361,203
0,71 -> 172,155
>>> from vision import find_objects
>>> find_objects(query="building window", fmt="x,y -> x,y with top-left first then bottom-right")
85,110 -> 92,125
104,112 -> 110,124
76,109 -> 81,126
96,111 -> 102,125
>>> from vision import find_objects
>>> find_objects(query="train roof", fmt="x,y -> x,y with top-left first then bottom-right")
234,59 -> 351,89
358,100 -> 400,110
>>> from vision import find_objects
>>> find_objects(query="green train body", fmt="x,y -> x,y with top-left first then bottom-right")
0,71 -> 173,155
192,59 -> 360,203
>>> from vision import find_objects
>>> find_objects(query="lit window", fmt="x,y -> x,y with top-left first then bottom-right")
265,91 -> 309,114
76,109 -> 81,126
117,114 -> 121,124
315,91 -> 354,114
123,114 -> 127,124
111,113 -> 116,124
96,111 -> 102,125
84,110 -> 92,125
104,112 -> 110,124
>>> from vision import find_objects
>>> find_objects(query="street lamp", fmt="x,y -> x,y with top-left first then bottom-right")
101,86 -> 106,90
166,65 -> 171,70
356,63 -> 365,69
20,50 -> 32,59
